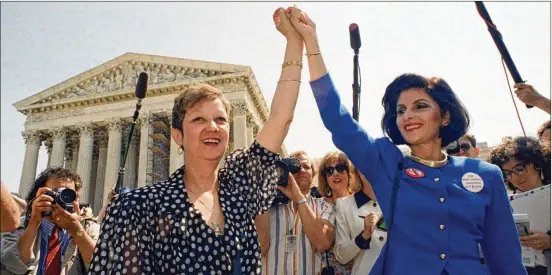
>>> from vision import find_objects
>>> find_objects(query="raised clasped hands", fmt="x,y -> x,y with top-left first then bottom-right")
273,6 -> 318,49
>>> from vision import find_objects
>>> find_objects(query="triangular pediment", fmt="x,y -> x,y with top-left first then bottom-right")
13,52 -> 251,110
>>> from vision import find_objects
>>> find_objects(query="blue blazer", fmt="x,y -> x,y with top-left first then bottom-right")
309,73 -> 527,275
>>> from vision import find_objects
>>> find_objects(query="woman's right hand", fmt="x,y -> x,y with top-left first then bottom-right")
30,187 -> 54,225
362,212 -> 380,239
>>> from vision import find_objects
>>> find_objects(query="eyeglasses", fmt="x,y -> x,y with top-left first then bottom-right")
322,163 -> 348,177
502,162 -> 528,181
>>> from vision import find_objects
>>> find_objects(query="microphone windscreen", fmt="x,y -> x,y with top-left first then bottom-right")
135,72 -> 148,99
349,23 -> 361,50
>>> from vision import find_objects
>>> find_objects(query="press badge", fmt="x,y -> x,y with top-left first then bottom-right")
285,235 -> 299,253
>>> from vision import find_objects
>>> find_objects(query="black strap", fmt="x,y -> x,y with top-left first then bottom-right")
381,160 -> 404,275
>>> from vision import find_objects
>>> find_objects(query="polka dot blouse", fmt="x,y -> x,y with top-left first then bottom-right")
89,141 -> 279,274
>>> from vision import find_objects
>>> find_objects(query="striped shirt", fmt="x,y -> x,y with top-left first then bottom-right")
262,195 -> 335,275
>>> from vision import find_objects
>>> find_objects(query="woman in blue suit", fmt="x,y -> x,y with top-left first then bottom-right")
283,6 -> 526,275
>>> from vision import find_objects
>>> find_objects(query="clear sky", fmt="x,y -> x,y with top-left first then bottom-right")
1,2 -> 550,193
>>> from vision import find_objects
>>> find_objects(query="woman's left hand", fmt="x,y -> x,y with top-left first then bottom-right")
51,202 -> 84,235
520,231 -> 551,251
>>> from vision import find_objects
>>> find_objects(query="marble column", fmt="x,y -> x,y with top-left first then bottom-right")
231,100 -> 248,150
168,114 -> 184,174
137,115 -> 150,188
19,130 -> 41,197
104,118 -> 122,199
88,148 -> 98,206
49,127 -> 67,167
71,135 -> 79,171
123,131 -> 139,188
246,114 -> 255,146
76,123 -> 94,203
45,137 -> 53,167
94,136 -> 108,214
64,146 -> 73,170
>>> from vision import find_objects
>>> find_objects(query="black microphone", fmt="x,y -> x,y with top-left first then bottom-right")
133,72 -> 148,120
349,23 -> 361,54
350,23 -> 361,121
115,72 -> 149,194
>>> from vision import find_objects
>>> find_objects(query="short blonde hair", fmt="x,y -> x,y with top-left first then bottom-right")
171,84 -> 231,130
317,151 -> 359,197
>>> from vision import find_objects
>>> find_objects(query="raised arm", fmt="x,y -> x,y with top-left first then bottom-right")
514,83 -> 551,114
286,7 -> 401,183
1,182 -> 20,232
255,8 -> 304,153
480,168 -> 527,275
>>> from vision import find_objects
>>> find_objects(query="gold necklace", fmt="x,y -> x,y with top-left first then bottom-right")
407,152 -> 448,168
186,185 -> 225,236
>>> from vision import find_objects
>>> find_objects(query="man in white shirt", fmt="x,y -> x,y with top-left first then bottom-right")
256,151 -> 335,275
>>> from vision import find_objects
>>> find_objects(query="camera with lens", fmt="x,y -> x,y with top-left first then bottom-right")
271,157 -> 302,208
41,187 -> 77,217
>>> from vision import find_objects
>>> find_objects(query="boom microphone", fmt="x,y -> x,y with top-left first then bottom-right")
349,23 -> 361,53
115,72 -> 149,194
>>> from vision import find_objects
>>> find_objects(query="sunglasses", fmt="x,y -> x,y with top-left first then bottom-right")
322,163 -> 348,177
502,162 -> 528,181
445,142 -> 472,155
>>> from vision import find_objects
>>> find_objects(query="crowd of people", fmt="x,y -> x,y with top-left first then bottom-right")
1,5 -> 550,275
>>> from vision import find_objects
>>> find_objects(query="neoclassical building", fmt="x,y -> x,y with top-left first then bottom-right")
14,52 -> 286,213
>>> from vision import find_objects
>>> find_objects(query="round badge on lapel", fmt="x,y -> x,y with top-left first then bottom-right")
461,172 -> 484,193
405,168 -> 425,178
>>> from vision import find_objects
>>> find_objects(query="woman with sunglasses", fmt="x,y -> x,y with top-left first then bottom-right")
488,136 -> 551,275
284,6 -> 526,275
316,151 -> 360,274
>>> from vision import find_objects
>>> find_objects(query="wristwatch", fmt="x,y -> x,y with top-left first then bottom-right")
295,197 -> 308,206
75,228 -> 86,237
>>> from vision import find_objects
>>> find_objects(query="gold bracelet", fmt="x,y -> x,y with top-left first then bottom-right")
278,79 -> 301,84
306,52 -> 321,56
282,60 -> 303,69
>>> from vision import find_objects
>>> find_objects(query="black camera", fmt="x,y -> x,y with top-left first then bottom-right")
41,187 -> 77,217
275,157 -> 302,187
270,157 -> 302,208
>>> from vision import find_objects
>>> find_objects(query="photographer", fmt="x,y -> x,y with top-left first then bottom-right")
256,150 -> 335,275
1,167 -> 100,275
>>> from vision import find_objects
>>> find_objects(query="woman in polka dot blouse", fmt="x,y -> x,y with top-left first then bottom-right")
88,7 -> 305,274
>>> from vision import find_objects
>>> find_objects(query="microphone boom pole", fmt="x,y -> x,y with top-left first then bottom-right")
475,1 -> 533,108
115,72 -> 149,194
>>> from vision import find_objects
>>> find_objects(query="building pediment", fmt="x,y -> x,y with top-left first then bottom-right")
13,52 -> 251,112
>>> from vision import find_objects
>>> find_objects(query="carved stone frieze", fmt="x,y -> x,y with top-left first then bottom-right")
36,61 -> 216,104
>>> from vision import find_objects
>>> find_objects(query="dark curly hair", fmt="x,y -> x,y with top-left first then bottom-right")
23,167 -> 82,227
381,73 -> 470,147
537,120 -> 551,139
487,136 -> 551,191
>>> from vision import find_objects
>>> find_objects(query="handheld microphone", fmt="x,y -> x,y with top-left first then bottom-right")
349,23 -> 361,54
350,23 -> 362,121
115,72 -> 149,194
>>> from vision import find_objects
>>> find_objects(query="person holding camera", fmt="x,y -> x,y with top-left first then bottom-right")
88,7 -> 301,274
284,6 -> 526,274
1,167 -> 100,275
256,150 -> 336,275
